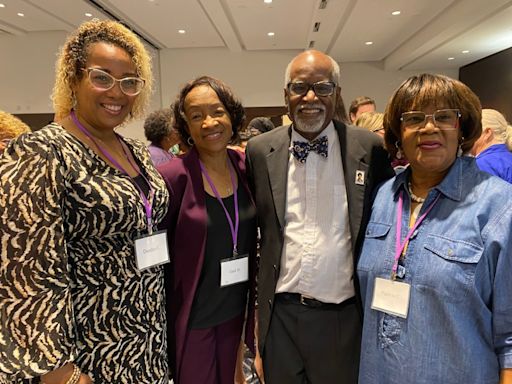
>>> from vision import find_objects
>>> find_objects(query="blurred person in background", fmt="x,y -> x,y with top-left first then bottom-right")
470,108 -> 512,183
0,110 -> 30,154
144,108 -> 179,165
0,20 -> 169,384
354,111 -> 384,137
349,95 -> 376,123
247,116 -> 275,137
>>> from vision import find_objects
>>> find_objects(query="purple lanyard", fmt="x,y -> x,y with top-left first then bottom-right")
199,160 -> 239,257
70,110 -> 155,234
393,190 -> 440,279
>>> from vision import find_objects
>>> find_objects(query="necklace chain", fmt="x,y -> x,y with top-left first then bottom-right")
408,182 -> 426,203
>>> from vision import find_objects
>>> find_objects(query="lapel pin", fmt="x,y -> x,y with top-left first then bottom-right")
355,170 -> 365,185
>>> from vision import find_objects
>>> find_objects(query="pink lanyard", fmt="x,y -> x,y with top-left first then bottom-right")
393,190 -> 440,279
70,110 -> 155,234
199,160 -> 239,257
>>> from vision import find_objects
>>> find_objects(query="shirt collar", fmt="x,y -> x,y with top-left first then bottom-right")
392,157 -> 466,202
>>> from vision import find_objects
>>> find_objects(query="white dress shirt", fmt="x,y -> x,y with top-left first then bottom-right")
275,122 -> 355,303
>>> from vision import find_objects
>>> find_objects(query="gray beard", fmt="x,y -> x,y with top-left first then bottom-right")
293,109 -> 326,134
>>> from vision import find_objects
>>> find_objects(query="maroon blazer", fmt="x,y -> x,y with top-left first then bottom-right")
157,147 -> 256,380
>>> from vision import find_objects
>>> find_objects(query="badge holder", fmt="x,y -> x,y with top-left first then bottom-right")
220,250 -> 249,287
135,229 -> 170,271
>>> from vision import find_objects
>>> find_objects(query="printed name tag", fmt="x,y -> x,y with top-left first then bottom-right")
371,277 -> 411,318
134,230 -> 170,271
220,255 -> 249,287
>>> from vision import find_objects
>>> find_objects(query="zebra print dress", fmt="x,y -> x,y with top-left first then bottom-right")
0,124 -> 169,383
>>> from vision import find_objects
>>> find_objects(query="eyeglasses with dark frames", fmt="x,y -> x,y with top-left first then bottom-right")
287,81 -> 337,97
84,68 -> 145,96
400,109 -> 461,131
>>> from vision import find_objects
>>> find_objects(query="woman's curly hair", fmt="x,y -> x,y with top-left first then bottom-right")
172,76 -> 245,145
52,19 -> 153,121
0,110 -> 31,140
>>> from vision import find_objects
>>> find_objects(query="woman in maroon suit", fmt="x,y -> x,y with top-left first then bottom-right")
158,76 -> 257,384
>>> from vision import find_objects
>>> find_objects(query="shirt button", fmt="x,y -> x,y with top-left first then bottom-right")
268,299 -> 272,308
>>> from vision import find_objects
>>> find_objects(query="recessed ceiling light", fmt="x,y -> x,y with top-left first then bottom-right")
448,57 -> 455,60
17,12 -> 24,17
365,41 -> 373,45
0,4 -> 5,8
267,32 -> 275,37
462,50 -> 470,54
178,29 -> 186,34
391,10 -> 401,15
264,0 -> 272,3
85,12 -> 92,17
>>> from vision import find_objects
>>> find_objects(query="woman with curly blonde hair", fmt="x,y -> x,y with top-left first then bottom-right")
0,20 -> 169,384
0,110 -> 30,153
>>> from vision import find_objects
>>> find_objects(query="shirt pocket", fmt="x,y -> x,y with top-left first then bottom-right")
358,222 -> 392,272
417,234 -> 483,302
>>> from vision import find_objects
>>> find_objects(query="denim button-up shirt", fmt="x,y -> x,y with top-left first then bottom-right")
357,157 -> 512,384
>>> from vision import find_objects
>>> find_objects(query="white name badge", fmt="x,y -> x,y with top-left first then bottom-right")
134,230 -> 170,271
220,255 -> 249,287
371,277 -> 411,318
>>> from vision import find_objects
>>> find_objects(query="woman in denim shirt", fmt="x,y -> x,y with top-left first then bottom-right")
357,73 -> 512,384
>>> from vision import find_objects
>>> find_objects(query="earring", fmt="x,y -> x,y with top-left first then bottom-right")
457,136 -> 465,157
395,141 -> 403,159
187,137 -> 194,146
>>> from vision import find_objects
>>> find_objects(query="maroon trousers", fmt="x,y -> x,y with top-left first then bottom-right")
179,313 -> 245,384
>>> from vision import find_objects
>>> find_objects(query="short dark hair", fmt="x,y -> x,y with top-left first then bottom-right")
247,117 -> 275,134
143,108 -> 173,145
383,73 -> 482,158
349,96 -> 375,116
172,76 -> 245,145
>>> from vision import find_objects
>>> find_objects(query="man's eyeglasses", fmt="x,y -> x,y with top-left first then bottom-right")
84,68 -> 145,96
287,81 -> 336,97
400,109 -> 461,131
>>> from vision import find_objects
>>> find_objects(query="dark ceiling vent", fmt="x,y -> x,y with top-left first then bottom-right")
313,22 -> 321,32
319,0 -> 328,9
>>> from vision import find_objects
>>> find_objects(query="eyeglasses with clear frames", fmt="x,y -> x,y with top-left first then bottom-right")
400,109 -> 461,131
84,68 -> 145,96
287,81 -> 336,97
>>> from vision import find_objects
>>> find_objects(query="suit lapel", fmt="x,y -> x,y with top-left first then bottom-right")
266,126 -> 292,229
335,121 -> 368,249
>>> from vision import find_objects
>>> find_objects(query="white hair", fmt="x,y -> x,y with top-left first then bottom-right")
481,109 -> 512,151
284,50 -> 340,87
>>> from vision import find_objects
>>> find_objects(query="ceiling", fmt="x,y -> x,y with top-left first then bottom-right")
2,0 -> 512,71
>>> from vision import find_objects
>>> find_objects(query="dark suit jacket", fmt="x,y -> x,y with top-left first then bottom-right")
245,120 -> 394,355
157,148 -> 257,380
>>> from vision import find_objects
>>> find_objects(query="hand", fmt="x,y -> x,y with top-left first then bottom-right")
500,368 -> 512,384
41,363 -> 92,384
78,373 -> 93,384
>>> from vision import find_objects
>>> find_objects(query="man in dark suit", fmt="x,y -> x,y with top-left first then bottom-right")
245,50 -> 394,383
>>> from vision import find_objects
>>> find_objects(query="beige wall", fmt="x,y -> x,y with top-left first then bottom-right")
1,34 -> 457,141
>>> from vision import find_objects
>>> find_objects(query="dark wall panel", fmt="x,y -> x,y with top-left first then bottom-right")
459,47 -> 512,122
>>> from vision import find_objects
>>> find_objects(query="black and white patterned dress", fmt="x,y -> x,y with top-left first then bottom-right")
0,124 -> 169,383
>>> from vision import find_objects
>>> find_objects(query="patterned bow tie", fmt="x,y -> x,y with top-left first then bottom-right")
290,135 -> 328,164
